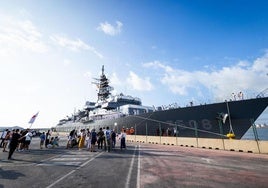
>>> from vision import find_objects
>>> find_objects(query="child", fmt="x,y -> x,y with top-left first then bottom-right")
50,137 -> 59,148
39,132 -> 45,149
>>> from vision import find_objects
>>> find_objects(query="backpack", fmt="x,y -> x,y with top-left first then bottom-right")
98,130 -> 104,138
111,132 -> 116,139
105,130 -> 111,139
91,131 -> 97,140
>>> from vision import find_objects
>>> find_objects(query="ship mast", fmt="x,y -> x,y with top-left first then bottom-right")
93,65 -> 113,103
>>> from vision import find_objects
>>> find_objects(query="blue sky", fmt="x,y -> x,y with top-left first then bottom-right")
0,0 -> 267,129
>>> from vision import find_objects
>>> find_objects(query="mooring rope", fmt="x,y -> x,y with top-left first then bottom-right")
133,114 -> 228,138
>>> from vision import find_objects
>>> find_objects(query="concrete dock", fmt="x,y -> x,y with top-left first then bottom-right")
1,137 -> 268,188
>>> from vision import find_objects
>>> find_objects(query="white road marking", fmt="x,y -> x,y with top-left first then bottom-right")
46,169 -> 76,188
125,145 -> 137,188
38,162 -> 82,166
37,150 -> 95,166
46,152 -> 103,188
51,157 -> 89,161
60,154 -> 91,157
201,157 -> 212,163
136,145 -> 141,188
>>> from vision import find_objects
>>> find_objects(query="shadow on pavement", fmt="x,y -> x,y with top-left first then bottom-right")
0,167 -> 25,180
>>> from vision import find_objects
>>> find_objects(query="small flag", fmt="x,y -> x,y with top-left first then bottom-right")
28,112 -> 39,124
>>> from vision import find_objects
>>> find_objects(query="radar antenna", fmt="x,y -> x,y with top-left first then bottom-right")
92,65 -> 113,102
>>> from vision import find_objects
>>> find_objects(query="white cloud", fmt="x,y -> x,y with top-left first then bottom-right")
50,35 -> 103,59
0,17 -> 48,55
252,53 -> 268,72
110,72 -> 121,86
143,61 -> 173,72
83,71 -> 93,78
18,8 -> 33,18
0,15 -> 103,58
50,35 -> 88,51
143,52 -> 268,101
63,59 -> 72,66
127,71 -> 154,91
109,72 -> 122,94
97,21 -> 123,36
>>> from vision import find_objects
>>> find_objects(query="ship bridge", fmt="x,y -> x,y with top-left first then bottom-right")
84,101 -> 96,111
113,93 -> 141,105
99,93 -> 142,110
119,104 -> 154,115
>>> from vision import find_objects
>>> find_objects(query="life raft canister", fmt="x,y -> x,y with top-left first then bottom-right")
130,127 -> 135,135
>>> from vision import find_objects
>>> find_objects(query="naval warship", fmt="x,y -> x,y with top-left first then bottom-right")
55,66 -> 268,139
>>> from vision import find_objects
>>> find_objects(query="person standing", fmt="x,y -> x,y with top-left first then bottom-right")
66,129 -> 76,149
120,129 -> 127,150
24,131 -> 33,151
78,129 -> 86,150
90,129 -> 97,152
104,126 -> 111,152
45,130 -> 51,148
39,132 -> 46,149
0,129 -> 9,148
111,129 -> 116,149
238,91 -> 244,100
173,127 -> 177,137
97,128 -> 104,149
18,129 -> 28,151
2,130 -> 11,152
8,129 -> 21,160
231,93 -> 236,101
85,129 -> 91,151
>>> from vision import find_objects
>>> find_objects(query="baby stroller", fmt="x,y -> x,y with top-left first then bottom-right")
67,136 -> 78,148
70,138 -> 78,148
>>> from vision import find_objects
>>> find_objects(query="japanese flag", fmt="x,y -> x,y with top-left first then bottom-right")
28,112 -> 39,124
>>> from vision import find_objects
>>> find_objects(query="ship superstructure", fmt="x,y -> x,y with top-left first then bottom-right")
56,66 -> 153,126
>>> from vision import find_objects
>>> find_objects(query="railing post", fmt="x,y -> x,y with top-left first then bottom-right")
194,124 -> 198,147
176,124 -> 178,146
135,124 -> 136,143
218,120 -> 225,150
146,123 -> 148,143
251,119 -> 260,154
159,123 -> 161,144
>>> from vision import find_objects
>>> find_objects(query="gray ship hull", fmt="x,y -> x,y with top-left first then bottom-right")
56,97 -> 268,139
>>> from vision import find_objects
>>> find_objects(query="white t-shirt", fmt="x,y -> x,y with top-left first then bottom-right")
86,131 -> 91,140
25,132 -> 33,141
121,132 -> 126,139
1,131 -> 7,139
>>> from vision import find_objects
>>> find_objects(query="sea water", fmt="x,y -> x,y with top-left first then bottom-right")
242,127 -> 268,140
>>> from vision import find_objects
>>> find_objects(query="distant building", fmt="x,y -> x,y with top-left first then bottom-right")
0,126 -> 24,132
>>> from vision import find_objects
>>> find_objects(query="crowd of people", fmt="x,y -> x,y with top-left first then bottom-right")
0,128 -> 34,160
0,128 -> 60,160
66,126 -> 127,152
0,126 -> 127,160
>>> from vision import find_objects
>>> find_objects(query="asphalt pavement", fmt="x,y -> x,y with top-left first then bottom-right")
1,136 -> 268,188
